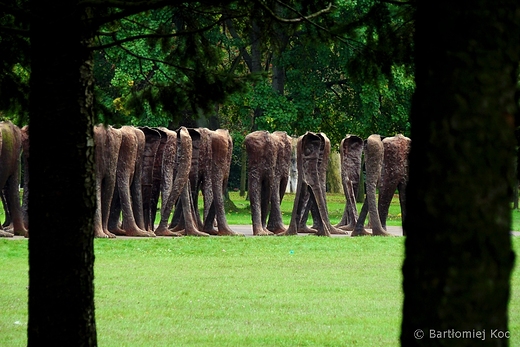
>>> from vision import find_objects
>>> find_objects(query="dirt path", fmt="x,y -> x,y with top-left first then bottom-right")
5,226 -> 520,239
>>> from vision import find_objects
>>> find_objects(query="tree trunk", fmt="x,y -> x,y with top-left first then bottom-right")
28,1 -> 98,346
271,2 -> 288,96
401,1 -> 519,346
326,151 -> 342,193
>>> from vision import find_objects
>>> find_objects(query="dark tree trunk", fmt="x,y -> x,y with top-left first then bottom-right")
28,1 -> 98,346
271,3 -> 288,96
401,1 -> 519,346
238,17 -> 263,197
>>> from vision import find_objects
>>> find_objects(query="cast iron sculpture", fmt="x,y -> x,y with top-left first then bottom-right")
336,135 -> 364,231
108,126 -> 152,237
281,132 -> 344,236
244,130 -> 292,235
170,128 -> 240,236
352,134 -> 410,236
0,122 -> 27,237
379,134 -> 410,234
94,125 -> 122,238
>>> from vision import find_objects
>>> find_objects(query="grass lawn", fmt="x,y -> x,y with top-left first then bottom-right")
227,191 -> 520,231
2,236 -> 520,346
1,193 -> 520,346
225,191 -> 405,228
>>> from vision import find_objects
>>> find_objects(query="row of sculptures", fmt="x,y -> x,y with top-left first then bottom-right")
0,121 -> 410,238
245,131 -> 410,237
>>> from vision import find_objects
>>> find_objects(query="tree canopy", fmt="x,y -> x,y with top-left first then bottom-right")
93,1 -> 414,145
0,0 -> 414,141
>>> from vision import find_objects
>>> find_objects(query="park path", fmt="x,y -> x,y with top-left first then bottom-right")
6,226 -> 520,239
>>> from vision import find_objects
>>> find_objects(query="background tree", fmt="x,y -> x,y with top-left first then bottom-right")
89,1 -> 415,194
0,0 -> 30,124
220,0 -> 414,192
401,1 -> 520,346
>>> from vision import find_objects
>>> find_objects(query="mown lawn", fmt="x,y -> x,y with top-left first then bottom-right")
1,192 -> 520,346
2,236 -> 520,346
227,191 -> 520,231
225,191 -> 405,228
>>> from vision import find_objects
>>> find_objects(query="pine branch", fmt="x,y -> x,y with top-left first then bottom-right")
380,0 -> 414,5
0,25 -> 28,36
78,0 -> 173,9
90,14 -> 228,50
116,43 -> 195,73
0,1 -> 28,17
225,19 -> 253,71
254,0 -> 332,24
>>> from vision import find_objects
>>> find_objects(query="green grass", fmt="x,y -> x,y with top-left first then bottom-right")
224,191 -> 404,227
2,237 -> 520,346
95,237 -> 403,346
227,192 -> 520,231
512,209 -> 520,232
1,192 -> 520,345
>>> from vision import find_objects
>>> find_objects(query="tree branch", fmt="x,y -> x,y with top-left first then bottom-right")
84,1 -> 177,28
0,1 -> 28,17
90,14 -> 228,50
78,0 -> 173,9
324,79 -> 350,88
254,0 -> 332,24
225,19 -> 253,71
254,0 -> 365,54
380,0 -> 414,5
116,43 -> 195,74
0,25 -> 29,36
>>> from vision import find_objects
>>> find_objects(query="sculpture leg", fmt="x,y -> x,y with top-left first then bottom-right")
266,131 -> 291,234
187,128 -> 206,229
365,135 -> 390,236
279,136 -> 306,236
298,195 -> 317,233
377,177 -> 397,232
113,128 -> 152,237
178,182 -> 208,237
107,188 -> 125,235
249,167 -> 271,235
351,200 -> 371,236
139,127 -> 161,231
398,180 -> 407,236
301,133 -> 346,236
156,128 -> 193,236
131,128 -> 146,230
266,181 -> 286,234
338,178 -> 358,231
280,180 -> 306,236
338,135 -> 364,231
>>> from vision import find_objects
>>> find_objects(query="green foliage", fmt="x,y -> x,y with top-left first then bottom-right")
93,5 -> 251,127
219,0 -> 414,149
90,0 -> 414,147
0,0 -> 415,137
0,0 -> 30,125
